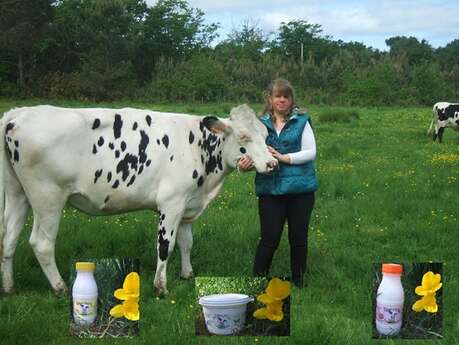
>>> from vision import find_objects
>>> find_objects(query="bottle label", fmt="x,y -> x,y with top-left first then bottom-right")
376,303 -> 402,324
376,301 -> 403,335
73,298 -> 97,325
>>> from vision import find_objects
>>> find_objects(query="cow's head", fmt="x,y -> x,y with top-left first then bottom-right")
203,104 -> 277,173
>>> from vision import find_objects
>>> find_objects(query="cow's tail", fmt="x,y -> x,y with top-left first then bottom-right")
427,118 -> 435,136
0,112 -> 7,260
427,104 -> 437,136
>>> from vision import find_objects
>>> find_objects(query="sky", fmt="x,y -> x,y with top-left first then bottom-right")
146,0 -> 459,51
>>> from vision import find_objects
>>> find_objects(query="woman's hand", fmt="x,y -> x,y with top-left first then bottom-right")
238,155 -> 254,171
268,146 -> 290,164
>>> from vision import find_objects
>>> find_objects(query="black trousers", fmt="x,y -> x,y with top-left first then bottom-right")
254,192 -> 315,286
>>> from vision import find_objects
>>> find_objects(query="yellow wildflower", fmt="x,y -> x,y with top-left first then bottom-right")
110,298 -> 140,320
257,277 -> 291,304
253,300 -> 284,321
431,153 -> 459,164
412,271 -> 441,314
412,293 -> 438,313
415,271 -> 442,296
253,278 -> 290,322
110,272 -> 140,321
114,272 -> 140,300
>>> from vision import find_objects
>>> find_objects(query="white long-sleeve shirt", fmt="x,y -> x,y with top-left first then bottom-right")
275,122 -> 316,165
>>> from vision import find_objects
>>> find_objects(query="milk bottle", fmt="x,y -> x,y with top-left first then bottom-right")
375,263 -> 404,336
72,262 -> 98,325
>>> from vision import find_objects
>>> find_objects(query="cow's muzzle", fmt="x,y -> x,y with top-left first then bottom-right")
266,160 -> 278,172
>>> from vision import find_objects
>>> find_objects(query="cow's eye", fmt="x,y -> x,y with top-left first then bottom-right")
240,147 -> 247,154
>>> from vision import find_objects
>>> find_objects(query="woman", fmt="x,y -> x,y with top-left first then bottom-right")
239,78 -> 317,287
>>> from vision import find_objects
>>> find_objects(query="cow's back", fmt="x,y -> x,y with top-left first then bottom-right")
433,102 -> 459,123
3,105 -> 203,215
4,106 -> 92,182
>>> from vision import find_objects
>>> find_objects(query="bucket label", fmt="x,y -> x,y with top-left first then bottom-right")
207,313 -> 241,329
203,310 -> 245,335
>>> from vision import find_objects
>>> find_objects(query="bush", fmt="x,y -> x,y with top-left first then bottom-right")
32,72 -> 84,100
79,59 -> 137,101
341,62 -> 400,105
149,55 -> 229,102
408,62 -> 453,105
318,108 -> 360,123
0,81 -> 22,98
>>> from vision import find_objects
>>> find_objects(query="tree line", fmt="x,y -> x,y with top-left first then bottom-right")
1,0 -> 458,106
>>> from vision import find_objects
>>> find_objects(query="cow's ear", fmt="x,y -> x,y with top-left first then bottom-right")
202,116 -> 231,134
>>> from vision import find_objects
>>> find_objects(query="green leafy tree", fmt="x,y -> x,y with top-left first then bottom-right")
142,0 -> 219,82
385,36 -> 434,65
150,54 -> 227,102
271,20 -> 339,64
0,0 -> 54,89
216,18 -> 268,62
342,61 -> 400,105
77,0 -> 144,99
436,39 -> 459,69
408,61 -> 452,105
38,0 -> 147,99
446,64 -> 459,99
338,41 -> 377,65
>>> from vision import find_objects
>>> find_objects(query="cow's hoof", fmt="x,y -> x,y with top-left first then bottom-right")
54,289 -> 67,297
2,286 -> 16,295
180,271 -> 194,280
155,286 -> 169,297
53,282 -> 68,297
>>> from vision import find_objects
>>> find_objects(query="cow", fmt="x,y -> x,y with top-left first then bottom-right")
427,102 -> 459,142
0,104 -> 277,295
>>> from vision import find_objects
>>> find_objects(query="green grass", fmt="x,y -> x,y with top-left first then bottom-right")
317,108 -> 360,123
1,99 -> 458,344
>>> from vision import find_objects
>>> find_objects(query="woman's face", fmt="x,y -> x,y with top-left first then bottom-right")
270,92 -> 293,116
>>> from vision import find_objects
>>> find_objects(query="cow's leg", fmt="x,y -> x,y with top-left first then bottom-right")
438,126 -> 445,143
153,205 -> 184,295
28,188 -> 67,295
1,186 -> 30,294
433,123 -> 439,141
176,222 -> 193,279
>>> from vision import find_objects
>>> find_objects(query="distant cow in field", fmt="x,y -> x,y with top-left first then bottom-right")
427,102 -> 459,142
0,104 -> 277,295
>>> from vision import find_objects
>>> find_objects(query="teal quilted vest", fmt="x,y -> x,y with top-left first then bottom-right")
255,111 -> 318,196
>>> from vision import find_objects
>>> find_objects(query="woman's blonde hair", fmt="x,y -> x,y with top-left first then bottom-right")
261,78 -> 297,116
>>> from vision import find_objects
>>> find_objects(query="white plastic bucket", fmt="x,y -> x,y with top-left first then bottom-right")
198,293 -> 254,335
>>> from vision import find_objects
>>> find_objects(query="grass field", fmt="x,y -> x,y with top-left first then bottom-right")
0,99 -> 458,345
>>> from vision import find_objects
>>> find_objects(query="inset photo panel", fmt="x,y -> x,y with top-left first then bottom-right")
69,258 -> 140,338
372,262 -> 443,340
195,276 -> 290,337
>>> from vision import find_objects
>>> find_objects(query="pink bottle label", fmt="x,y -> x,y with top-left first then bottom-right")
376,303 -> 402,324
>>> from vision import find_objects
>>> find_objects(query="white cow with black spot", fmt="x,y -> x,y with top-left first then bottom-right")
0,104 -> 277,295
427,102 -> 459,142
